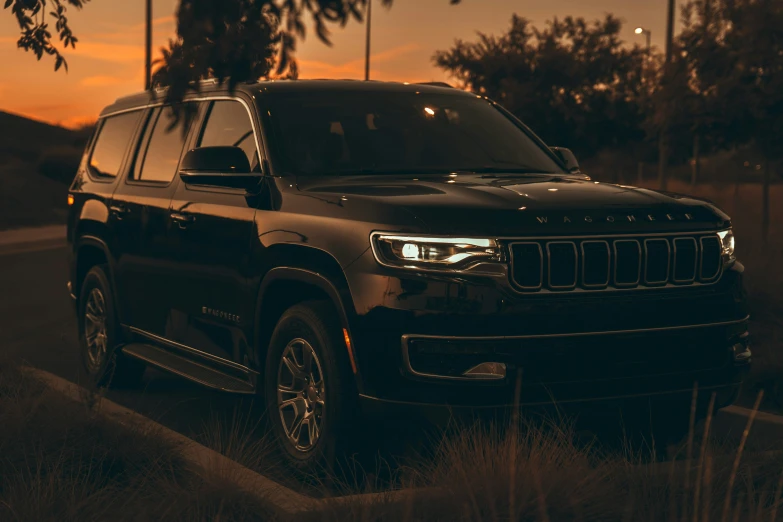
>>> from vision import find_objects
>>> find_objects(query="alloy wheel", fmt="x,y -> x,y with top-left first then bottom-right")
276,338 -> 325,452
84,287 -> 108,372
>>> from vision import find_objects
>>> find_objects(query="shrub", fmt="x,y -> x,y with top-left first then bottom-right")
37,146 -> 84,184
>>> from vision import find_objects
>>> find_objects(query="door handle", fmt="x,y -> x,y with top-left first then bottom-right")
170,211 -> 195,228
109,204 -> 130,219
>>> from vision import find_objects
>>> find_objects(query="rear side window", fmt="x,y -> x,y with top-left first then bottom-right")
89,111 -> 142,178
133,106 -> 191,183
198,100 -> 259,170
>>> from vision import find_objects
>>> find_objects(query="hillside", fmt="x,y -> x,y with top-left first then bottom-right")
0,110 -> 81,163
0,111 -> 91,231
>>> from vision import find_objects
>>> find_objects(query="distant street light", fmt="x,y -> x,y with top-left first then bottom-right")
635,26 -> 652,54
635,27 -> 652,84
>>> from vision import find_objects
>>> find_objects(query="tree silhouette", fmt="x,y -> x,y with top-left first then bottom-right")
434,15 -> 648,160
3,0 -> 87,72
5,0 -> 459,101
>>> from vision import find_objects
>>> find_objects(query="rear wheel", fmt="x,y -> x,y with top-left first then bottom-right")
78,265 -> 145,388
264,300 -> 357,472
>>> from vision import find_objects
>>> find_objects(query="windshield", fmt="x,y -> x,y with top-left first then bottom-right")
264,91 -> 565,176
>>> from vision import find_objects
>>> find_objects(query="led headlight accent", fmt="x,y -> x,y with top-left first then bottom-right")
372,234 -> 502,270
718,229 -> 736,265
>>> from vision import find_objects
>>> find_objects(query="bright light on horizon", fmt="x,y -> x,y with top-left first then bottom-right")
635,27 -> 644,34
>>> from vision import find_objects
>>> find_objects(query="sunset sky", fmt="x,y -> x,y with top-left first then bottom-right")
0,0 -> 673,128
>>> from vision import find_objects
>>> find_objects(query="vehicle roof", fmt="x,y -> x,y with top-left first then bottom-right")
99,79 -> 474,117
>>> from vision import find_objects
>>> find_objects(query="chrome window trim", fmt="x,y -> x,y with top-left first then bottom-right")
643,238 -> 671,286
546,241 -> 578,290
580,240 -> 610,288
613,239 -> 642,288
699,234 -> 723,282
508,242 -> 544,290
101,96 -> 264,167
673,237 -> 698,283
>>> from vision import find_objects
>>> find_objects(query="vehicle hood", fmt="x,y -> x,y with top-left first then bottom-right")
295,173 -> 731,236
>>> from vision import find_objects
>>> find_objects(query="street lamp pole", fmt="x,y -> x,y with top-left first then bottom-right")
364,0 -> 372,81
634,27 -> 652,83
144,0 -> 152,90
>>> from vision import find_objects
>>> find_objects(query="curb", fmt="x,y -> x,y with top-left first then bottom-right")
25,367 -> 430,518
26,367 -> 320,517
712,404 -> 783,451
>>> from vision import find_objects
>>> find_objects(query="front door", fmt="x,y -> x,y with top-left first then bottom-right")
111,104 -> 198,336
165,98 -> 262,363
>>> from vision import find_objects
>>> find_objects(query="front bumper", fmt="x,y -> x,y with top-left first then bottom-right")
344,251 -> 750,410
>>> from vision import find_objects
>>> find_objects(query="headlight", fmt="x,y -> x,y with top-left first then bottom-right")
371,234 -> 502,270
718,229 -> 736,264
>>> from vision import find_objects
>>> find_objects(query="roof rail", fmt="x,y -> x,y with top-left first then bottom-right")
416,82 -> 454,88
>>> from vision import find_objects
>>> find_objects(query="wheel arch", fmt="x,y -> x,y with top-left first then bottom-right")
73,235 -> 119,317
253,248 -> 361,390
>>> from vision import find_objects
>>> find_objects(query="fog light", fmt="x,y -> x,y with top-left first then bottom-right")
462,362 -> 506,380
732,342 -> 751,362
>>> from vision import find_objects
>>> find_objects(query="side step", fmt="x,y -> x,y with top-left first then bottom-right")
122,343 -> 256,394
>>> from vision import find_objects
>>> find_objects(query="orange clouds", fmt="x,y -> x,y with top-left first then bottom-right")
298,43 -> 421,80
80,75 -> 125,87
69,41 -> 144,63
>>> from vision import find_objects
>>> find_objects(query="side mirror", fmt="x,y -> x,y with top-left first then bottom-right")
179,146 -> 261,190
550,147 -> 580,173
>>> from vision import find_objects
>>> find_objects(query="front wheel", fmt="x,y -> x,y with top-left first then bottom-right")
264,301 -> 358,472
78,265 -> 145,388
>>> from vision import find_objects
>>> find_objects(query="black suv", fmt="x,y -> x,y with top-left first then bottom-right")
67,80 -> 750,467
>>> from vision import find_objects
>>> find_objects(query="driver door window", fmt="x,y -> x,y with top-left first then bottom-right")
198,100 -> 259,171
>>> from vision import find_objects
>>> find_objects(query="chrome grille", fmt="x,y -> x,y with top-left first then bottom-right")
509,233 -> 723,292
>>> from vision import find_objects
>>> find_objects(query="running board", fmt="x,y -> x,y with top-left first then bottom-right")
122,343 -> 256,394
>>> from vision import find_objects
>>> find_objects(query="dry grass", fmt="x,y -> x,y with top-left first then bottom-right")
5,357 -> 783,521
313,404 -> 783,522
0,359 -> 277,522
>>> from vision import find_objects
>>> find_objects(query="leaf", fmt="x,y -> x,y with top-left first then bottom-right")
54,54 -> 63,70
4,0 -> 13,9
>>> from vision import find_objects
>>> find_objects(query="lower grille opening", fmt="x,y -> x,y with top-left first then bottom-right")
406,330 -> 730,383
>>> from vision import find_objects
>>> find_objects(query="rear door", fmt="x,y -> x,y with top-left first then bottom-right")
110,104 -> 198,336
165,98 -> 262,363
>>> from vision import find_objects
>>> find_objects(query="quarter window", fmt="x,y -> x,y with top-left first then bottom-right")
88,111 -> 142,177
198,100 -> 259,170
134,106 -> 191,183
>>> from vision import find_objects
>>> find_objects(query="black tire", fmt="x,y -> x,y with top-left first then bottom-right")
78,265 -> 145,388
264,300 -> 358,472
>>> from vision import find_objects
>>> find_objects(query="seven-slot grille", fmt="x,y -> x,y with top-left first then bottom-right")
509,233 -> 722,292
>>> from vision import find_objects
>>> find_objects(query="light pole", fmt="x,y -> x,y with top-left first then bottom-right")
144,0 -> 152,90
635,27 -> 652,83
364,0 -> 372,81
635,27 -> 652,54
